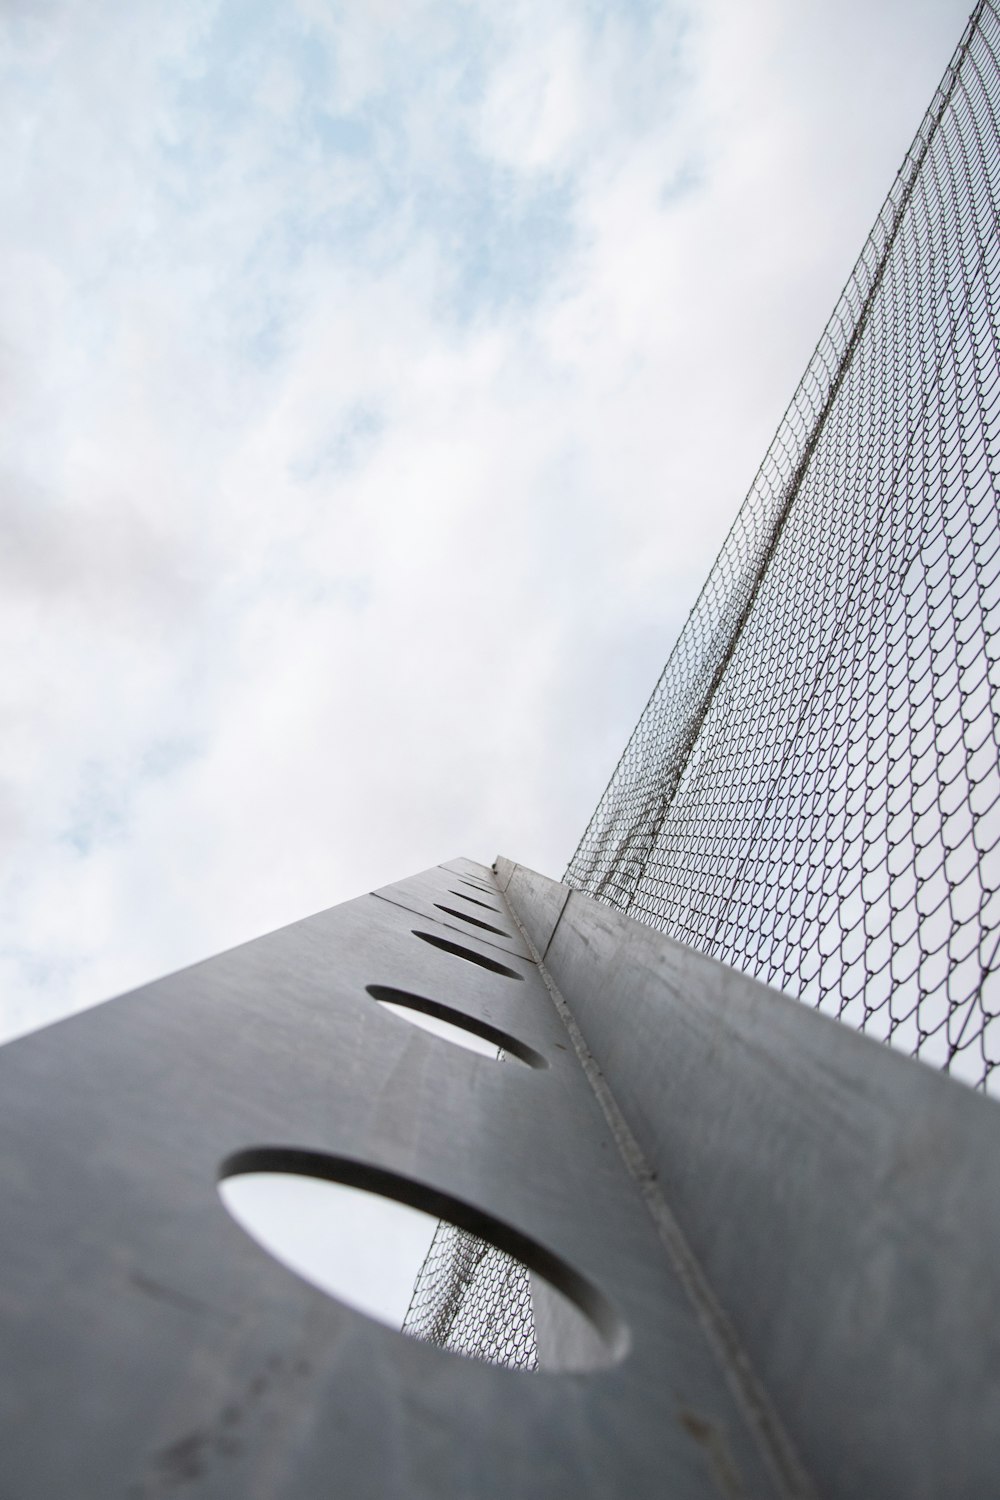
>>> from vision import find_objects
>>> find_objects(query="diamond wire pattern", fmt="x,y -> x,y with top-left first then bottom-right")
566,2 -> 1000,1094
405,4 -> 1000,1374
401,1216 -> 538,1371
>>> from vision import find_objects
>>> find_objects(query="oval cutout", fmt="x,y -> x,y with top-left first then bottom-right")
414,930 -> 524,978
367,984 -> 546,1068
434,903 -> 509,937
218,1149 -> 627,1372
449,889 -> 501,914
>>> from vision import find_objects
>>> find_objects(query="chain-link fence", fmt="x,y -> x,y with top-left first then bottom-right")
405,1 -> 1000,1372
401,1045 -> 538,1370
568,0 -> 1000,1096
402,1220 -> 538,1369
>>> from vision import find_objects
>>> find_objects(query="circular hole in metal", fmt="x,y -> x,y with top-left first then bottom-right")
448,889 -> 502,914
367,984 -> 546,1067
413,930 -> 524,978
218,1149 -> 627,1372
434,903 -> 509,937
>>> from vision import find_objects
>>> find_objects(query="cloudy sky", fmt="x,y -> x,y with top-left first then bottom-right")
0,0 -> 972,1041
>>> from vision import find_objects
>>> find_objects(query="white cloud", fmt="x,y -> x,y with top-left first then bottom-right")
0,0 -> 973,1038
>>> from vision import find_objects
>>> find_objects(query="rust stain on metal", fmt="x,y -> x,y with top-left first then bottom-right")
679,1408 -> 747,1500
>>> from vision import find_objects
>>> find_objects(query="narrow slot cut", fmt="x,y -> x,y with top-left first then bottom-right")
434,903 -> 509,937
449,890 -> 502,914
366,985 -> 546,1068
413,931 -> 525,979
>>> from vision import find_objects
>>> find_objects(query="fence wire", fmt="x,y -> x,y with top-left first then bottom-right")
401,1044 -> 539,1370
401,1219 -> 538,1369
405,2 -> 1000,1375
567,0 -> 1000,1094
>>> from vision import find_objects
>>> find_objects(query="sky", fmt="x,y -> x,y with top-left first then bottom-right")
219,1170 -> 440,1329
0,0 -> 975,1043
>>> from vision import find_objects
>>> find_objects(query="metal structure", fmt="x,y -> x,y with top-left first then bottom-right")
1,856 -> 998,1498
0,861 -> 804,1498
4,5 -> 1000,1494
405,0 -> 1000,1392
567,0 -> 1000,1093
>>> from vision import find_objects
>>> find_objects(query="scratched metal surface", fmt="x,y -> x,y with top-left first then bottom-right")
0,859 -> 785,1500
503,856 -> 1000,1500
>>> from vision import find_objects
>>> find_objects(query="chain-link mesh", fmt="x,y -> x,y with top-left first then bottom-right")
404,3 -> 1000,1368
401,1219 -> 538,1369
401,1042 -> 538,1370
567,1 -> 1000,1093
